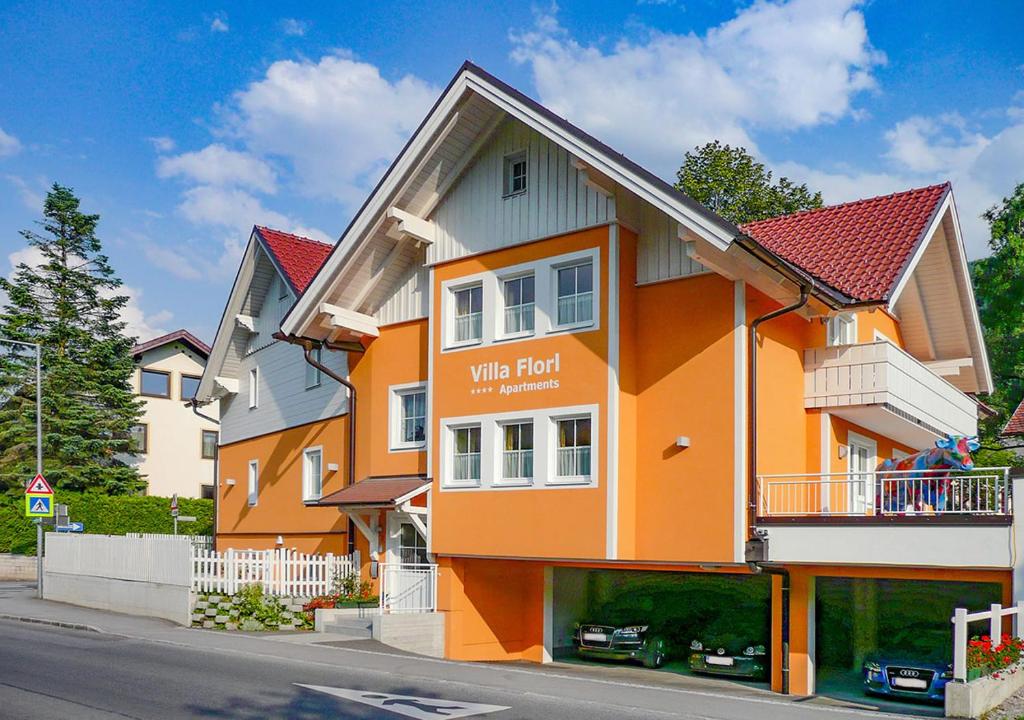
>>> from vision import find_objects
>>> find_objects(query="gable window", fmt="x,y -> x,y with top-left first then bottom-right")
130,423 -> 148,454
503,151 -> 527,196
556,417 -> 592,480
827,313 -> 857,346
556,261 -> 594,327
452,284 -> 483,344
180,374 -> 201,401
391,383 -> 427,451
201,430 -> 218,459
140,369 -> 170,398
247,460 -> 259,507
305,347 -> 322,389
501,421 -> 534,483
302,447 -> 323,502
248,366 -> 259,409
452,425 -> 481,484
503,274 -> 535,336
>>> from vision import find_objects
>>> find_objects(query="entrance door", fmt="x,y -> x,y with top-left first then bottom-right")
848,433 -> 876,515
384,514 -> 432,612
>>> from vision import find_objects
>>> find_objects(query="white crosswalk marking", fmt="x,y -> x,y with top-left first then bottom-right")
295,685 -> 510,719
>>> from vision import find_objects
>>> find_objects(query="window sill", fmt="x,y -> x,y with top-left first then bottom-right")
493,478 -> 533,488
548,320 -> 594,334
445,338 -> 483,351
302,499 -> 322,506
546,476 -> 592,487
442,479 -> 482,490
494,331 -> 535,343
389,443 -> 427,454
502,189 -> 527,199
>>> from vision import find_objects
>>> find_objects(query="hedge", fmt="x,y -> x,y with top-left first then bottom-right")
0,492 -> 213,555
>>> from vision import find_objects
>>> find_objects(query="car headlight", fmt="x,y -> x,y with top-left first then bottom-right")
744,646 -> 757,656
864,661 -> 882,673
690,640 -> 703,651
942,665 -> 953,680
620,625 -> 648,634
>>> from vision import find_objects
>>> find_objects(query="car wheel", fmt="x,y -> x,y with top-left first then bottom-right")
643,637 -> 666,669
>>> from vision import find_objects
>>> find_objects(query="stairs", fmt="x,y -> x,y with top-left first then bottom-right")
322,615 -> 373,640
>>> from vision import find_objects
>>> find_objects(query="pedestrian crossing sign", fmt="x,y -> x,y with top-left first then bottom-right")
25,494 -> 53,517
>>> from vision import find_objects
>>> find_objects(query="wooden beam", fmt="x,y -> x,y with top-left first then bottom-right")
234,314 -> 256,332
213,376 -> 239,395
349,513 -> 380,560
924,357 -> 974,376
319,302 -> 380,338
570,157 -> 615,197
386,207 -> 436,246
420,109 -> 507,218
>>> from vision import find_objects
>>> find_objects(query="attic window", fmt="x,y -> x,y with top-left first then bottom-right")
504,151 -> 527,197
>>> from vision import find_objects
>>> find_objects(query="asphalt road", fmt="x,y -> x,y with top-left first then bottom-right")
0,619 -> 926,720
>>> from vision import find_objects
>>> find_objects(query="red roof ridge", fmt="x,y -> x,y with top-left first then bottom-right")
254,226 -> 335,294
254,225 -> 333,248
741,182 -> 951,231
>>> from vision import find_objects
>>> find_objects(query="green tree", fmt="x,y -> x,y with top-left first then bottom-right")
675,141 -> 823,225
971,182 -> 1024,459
0,184 -> 143,493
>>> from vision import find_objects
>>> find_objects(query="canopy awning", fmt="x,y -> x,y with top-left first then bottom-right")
317,475 -> 430,510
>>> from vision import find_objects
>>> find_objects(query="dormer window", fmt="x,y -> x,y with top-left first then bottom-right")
504,151 -> 527,197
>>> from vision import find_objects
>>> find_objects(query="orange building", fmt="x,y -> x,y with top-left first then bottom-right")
199,62 -> 1016,698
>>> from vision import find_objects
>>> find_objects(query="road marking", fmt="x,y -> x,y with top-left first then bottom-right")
296,685 -> 509,718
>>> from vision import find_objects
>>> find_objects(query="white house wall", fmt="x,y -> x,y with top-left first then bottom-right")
635,199 -> 707,284
219,340 -> 349,446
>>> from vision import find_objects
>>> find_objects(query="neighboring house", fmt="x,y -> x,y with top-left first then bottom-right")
131,330 -> 219,498
199,62 -> 1008,696
1003,399 -> 1024,443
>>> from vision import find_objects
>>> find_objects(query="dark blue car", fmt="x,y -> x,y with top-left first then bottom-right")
863,656 -> 953,703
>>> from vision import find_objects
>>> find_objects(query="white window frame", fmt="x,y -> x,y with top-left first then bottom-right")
448,423 -> 482,488
499,272 -> 536,339
550,413 -> 593,486
440,248 -> 600,353
248,366 -> 259,409
247,459 -> 259,507
553,260 -> 595,330
389,381 -> 428,452
847,431 -> 877,514
503,150 -> 527,197
449,282 -> 484,348
496,419 -> 534,487
305,347 -> 322,389
302,446 -> 323,502
827,313 -> 857,346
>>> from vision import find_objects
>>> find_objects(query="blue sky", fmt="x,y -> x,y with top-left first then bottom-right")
1,0 -> 1022,343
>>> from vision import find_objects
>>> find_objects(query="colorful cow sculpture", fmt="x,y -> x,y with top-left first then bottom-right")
875,435 -> 980,513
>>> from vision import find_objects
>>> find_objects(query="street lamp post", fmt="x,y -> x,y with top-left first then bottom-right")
2,338 -> 43,597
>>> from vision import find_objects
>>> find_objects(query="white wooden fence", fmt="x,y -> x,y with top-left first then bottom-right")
192,547 -> 360,598
46,532 -> 192,586
951,602 -> 1024,681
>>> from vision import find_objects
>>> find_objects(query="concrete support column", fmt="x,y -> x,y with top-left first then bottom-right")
542,566 -> 553,663
1013,478 -> 1024,606
851,577 -> 878,672
771,569 -> 816,696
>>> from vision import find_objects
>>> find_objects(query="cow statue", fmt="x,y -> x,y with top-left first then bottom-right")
875,435 -> 980,514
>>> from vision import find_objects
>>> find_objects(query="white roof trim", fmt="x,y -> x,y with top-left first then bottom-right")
888,193 -> 951,308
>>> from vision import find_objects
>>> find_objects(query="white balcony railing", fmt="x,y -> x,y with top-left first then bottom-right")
379,563 -> 438,614
804,340 -> 978,442
757,467 -> 1011,518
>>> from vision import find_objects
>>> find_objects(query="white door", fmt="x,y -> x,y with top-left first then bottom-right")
848,433 -> 876,514
385,514 -> 431,612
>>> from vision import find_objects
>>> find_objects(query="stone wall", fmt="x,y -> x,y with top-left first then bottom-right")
372,613 -> 445,657
0,553 -> 37,581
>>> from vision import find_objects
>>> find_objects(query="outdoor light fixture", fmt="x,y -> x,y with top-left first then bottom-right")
275,535 -> 284,546
327,462 -> 339,472
838,446 -> 848,459
224,478 -> 236,486
675,436 -> 691,448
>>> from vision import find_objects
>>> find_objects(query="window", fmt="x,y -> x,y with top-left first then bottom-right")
180,374 -> 201,401
130,423 -> 148,454
305,347 -> 322,389
247,460 -> 259,506
391,384 -> 427,450
503,151 -> 527,196
201,484 -> 215,500
201,430 -> 218,459
827,313 -> 857,346
452,284 -> 483,344
452,425 -> 481,484
140,369 -> 170,398
303,447 -> 323,502
398,523 -> 428,565
556,417 -> 592,480
556,262 -> 594,327
501,422 -> 533,482
248,367 -> 259,409
502,274 -> 535,335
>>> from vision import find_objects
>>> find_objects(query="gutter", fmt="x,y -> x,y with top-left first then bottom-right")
187,397 -> 220,548
273,332 -> 365,556
748,562 -> 791,695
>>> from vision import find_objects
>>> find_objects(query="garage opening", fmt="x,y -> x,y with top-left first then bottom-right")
815,577 -> 1002,711
552,567 -> 771,684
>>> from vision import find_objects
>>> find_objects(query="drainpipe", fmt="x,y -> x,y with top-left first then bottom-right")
746,285 -> 811,698
188,397 -> 220,547
273,332 -> 363,555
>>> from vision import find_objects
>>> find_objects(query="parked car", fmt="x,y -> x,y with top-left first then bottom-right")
688,613 -> 769,679
863,656 -> 952,703
574,621 -> 669,669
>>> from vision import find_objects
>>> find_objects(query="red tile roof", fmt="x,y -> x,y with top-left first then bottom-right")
1004,399 -> 1024,437
318,476 -> 430,507
741,183 -> 950,303
131,329 -> 211,359
254,226 -> 334,294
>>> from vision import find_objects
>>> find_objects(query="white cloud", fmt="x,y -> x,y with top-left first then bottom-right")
148,136 -> 176,152
210,14 -> 229,33
142,242 -> 204,281
510,0 -> 883,177
884,114 -> 990,174
178,185 -> 330,242
156,144 -> 277,193
280,18 -> 308,36
0,126 -> 21,157
6,175 -> 44,210
226,52 -> 438,206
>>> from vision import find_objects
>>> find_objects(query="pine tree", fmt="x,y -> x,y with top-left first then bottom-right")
0,184 -> 143,494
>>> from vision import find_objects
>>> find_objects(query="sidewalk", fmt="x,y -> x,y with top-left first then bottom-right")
0,582 -> 926,719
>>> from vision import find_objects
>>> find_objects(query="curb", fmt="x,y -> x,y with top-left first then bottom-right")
0,613 -> 103,633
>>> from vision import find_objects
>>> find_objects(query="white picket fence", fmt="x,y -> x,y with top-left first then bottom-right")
951,602 -> 1024,681
192,547 -> 360,598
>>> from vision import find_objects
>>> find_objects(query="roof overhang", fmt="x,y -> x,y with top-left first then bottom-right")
317,476 -> 430,509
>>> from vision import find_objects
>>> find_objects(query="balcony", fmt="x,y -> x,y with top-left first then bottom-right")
754,469 -> 1017,569
804,340 -> 977,447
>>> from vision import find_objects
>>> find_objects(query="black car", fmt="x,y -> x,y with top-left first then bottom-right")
574,622 -> 669,668
688,614 -> 769,679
